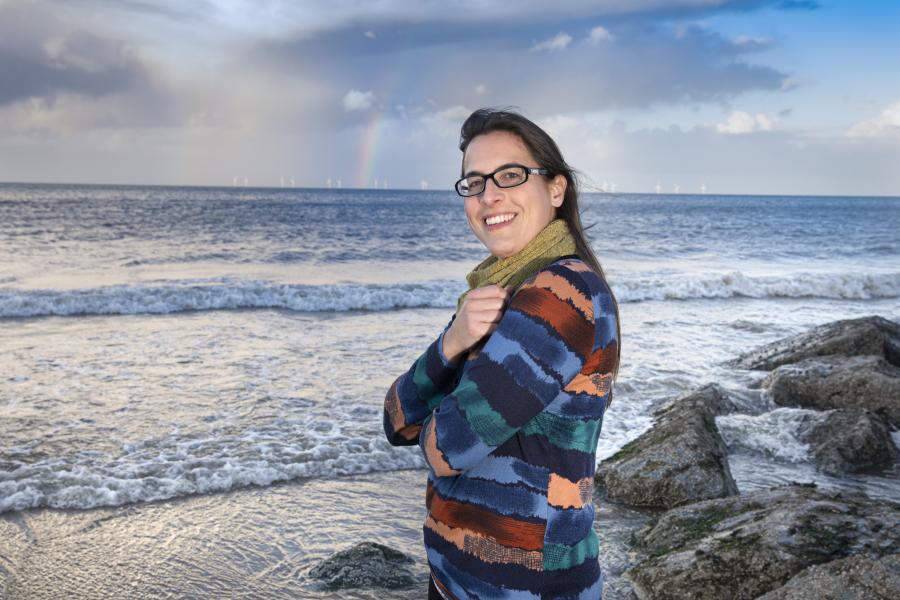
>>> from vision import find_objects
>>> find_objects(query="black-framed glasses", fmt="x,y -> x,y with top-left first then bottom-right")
455,164 -> 549,197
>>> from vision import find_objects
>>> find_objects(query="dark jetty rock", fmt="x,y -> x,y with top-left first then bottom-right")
728,315 -> 900,371
799,407 -> 898,475
596,384 -> 739,509
756,553 -> 900,600
626,484 -> 900,600
763,355 -> 900,427
308,541 -> 418,590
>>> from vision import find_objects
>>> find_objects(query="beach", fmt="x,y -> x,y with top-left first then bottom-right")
1,183 -> 898,598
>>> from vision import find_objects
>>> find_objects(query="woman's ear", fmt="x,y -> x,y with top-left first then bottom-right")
550,174 -> 566,207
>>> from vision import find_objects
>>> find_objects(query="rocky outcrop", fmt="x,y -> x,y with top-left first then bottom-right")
308,542 -> 418,590
799,408 -> 898,475
728,316 -> 900,370
596,384 -> 739,509
626,484 -> 900,600
755,553 -> 900,600
763,355 -> 900,426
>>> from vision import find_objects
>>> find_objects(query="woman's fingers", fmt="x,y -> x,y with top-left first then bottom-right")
456,284 -> 513,345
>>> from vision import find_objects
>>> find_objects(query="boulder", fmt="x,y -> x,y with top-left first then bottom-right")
596,384 -> 739,509
755,553 -> 900,600
763,355 -> 900,427
308,541 -> 418,590
626,484 -> 900,600
728,316 -> 900,371
799,408 -> 898,475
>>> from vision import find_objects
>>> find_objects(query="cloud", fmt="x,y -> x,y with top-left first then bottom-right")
520,114 -> 899,196
589,25 -> 614,44
776,1 -> 819,10
846,100 -> 900,139
779,76 -> 800,91
252,18 -> 789,123
731,35 -> 773,51
716,110 -> 777,134
55,1 -> 813,37
531,32 -> 573,52
0,1 -> 159,106
342,89 -> 376,111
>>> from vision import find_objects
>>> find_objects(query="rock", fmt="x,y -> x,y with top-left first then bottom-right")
596,384 -> 739,509
687,382 -> 741,417
799,408 -> 898,475
308,541 -> 418,590
755,553 -> 900,600
763,355 -> 900,427
626,484 -> 900,600
728,316 -> 900,370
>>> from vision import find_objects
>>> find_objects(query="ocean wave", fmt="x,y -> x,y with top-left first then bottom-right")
0,279 -> 465,318
614,269 -> 900,302
0,270 -> 897,319
0,433 -> 426,513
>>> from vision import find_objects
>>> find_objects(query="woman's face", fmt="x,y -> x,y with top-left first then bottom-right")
462,130 -> 566,259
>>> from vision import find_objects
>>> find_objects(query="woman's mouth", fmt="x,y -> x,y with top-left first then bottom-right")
484,213 -> 516,231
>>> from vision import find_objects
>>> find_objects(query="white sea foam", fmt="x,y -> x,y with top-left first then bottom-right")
1,270 -> 897,319
613,269 -> 900,302
716,407 -> 827,463
0,430 -> 426,513
0,279 -> 464,318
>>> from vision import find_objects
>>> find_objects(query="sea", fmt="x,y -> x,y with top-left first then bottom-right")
0,183 -> 898,597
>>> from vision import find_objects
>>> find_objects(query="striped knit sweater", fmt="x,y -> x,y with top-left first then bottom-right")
383,256 -> 618,600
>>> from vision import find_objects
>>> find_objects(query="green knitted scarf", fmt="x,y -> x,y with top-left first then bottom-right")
456,218 -> 578,314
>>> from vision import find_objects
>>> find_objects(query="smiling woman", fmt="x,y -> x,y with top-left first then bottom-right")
383,108 -> 622,600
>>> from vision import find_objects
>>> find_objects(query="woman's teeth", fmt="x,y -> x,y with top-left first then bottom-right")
485,213 -> 515,225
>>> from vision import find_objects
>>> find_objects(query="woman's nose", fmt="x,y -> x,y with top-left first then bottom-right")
479,178 -> 504,204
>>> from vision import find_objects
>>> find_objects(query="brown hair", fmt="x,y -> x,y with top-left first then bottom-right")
459,107 -> 622,393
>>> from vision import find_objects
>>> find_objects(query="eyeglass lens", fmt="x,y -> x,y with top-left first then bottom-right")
458,167 -> 527,196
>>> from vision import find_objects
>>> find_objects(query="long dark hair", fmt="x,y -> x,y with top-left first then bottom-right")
458,107 -> 622,390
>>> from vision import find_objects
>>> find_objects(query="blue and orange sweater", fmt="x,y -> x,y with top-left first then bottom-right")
384,256 -> 618,600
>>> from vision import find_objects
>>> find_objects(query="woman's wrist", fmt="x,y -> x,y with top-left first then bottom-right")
440,328 -> 466,364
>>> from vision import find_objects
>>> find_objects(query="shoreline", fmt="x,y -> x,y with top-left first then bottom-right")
1,469 -> 432,600
0,467 -> 652,600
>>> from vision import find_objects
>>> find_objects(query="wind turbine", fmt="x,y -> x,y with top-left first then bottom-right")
674,184 -> 680,194
700,183 -> 707,194
655,182 -> 661,194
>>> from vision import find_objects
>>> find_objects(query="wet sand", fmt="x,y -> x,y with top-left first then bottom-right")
0,470 -> 432,599
0,468 -> 649,599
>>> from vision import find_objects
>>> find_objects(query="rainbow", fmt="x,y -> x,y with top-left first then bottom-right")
351,55 -> 418,189
354,108 -> 387,188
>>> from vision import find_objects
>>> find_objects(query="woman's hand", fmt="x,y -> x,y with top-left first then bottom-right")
442,284 -> 512,363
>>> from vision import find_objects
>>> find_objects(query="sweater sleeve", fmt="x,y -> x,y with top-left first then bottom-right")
419,264 -> 597,477
383,314 -> 465,446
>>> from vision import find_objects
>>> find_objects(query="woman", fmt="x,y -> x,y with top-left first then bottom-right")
383,108 -> 621,600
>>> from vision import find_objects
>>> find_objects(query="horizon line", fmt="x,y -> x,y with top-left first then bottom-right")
0,180 -> 898,200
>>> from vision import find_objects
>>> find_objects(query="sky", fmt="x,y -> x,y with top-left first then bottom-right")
0,0 -> 899,195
